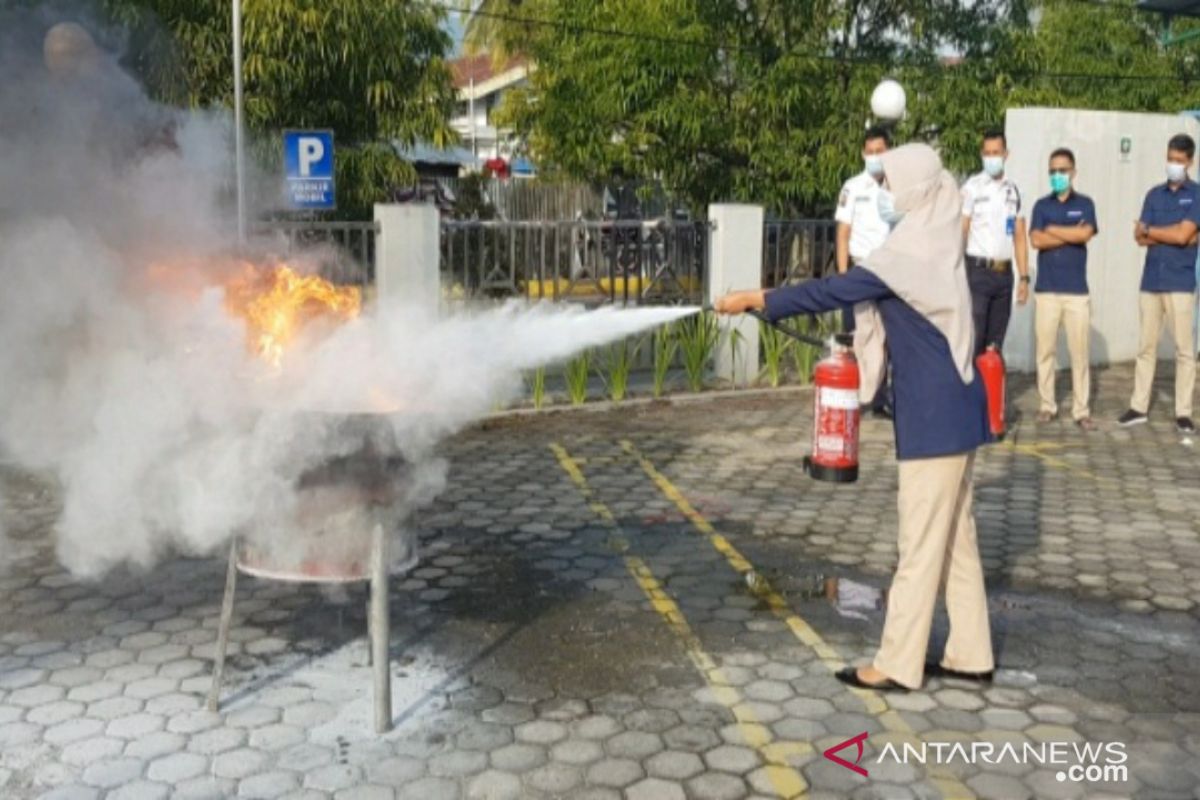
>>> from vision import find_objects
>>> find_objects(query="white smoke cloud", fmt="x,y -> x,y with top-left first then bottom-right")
0,9 -> 698,578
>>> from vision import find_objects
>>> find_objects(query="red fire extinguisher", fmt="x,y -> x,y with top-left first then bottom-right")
747,312 -> 860,483
976,347 -> 1006,440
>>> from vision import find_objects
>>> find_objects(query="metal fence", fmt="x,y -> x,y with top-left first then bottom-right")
763,219 -> 837,287
441,219 -> 709,305
256,220 -> 379,289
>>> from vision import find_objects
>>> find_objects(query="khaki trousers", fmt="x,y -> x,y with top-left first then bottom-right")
1131,291 -> 1196,418
874,452 -> 993,689
1034,293 -> 1091,420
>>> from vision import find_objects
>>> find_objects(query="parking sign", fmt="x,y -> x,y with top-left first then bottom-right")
283,130 -> 335,210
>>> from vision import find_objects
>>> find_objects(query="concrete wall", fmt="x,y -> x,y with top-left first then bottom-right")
708,204 -> 765,386
1003,108 -> 1200,371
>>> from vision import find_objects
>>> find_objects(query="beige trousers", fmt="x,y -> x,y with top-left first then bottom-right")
874,452 -> 993,688
1131,291 -> 1196,418
1034,293 -> 1091,420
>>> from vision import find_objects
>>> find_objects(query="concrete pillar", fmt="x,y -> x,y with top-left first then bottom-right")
708,204 -> 765,386
373,203 -> 441,312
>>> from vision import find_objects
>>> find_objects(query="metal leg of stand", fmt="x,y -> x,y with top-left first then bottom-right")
365,584 -> 373,668
207,539 -> 239,712
370,525 -> 391,733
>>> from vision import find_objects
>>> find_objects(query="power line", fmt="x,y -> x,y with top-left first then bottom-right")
430,0 -> 1200,86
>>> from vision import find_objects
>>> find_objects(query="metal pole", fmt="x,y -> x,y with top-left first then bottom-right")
233,0 -> 247,245
469,77 -> 477,164
207,539 -> 239,712
370,523 -> 392,733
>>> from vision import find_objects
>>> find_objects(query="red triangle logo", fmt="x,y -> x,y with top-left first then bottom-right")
823,731 -> 869,777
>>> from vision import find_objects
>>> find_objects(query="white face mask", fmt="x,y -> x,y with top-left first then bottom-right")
982,156 -> 1005,178
877,189 -> 904,227
1167,162 -> 1188,184
864,155 -> 884,177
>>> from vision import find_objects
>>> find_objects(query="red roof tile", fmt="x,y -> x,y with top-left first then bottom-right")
450,53 -> 528,88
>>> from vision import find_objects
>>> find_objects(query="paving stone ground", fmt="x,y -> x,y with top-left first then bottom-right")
2,362 -> 1199,799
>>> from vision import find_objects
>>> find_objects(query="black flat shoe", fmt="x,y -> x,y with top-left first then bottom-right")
924,662 -> 994,683
835,666 -> 909,693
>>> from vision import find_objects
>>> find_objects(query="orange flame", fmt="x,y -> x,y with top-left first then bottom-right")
223,262 -> 361,367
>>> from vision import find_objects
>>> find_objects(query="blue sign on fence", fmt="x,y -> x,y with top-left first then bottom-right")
283,130 -> 335,210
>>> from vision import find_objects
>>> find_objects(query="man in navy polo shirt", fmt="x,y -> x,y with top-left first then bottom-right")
1029,148 -> 1098,430
1119,134 -> 1199,434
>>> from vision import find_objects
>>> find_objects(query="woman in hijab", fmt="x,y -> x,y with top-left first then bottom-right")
715,143 -> 994,691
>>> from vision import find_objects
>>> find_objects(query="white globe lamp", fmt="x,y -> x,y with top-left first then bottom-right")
871,79 -> 906,122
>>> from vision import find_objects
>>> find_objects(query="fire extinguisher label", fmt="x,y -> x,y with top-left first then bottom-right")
817,434 -> 847,453
819,387 -> 859,410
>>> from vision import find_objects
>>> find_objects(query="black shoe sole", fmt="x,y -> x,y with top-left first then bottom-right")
1118,417 -> 1148,427
835,666 -> 910,693
924,662 -> 994,683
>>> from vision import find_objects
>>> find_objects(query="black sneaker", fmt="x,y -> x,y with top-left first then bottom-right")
1178,417 -> 1197,434
1117,409 -> 1148,426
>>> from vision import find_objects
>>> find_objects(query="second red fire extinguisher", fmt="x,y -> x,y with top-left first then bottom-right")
975,347 -> 1006,440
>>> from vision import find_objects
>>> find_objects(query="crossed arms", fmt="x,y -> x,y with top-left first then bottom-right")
1030,222 -> 1096,251
1134,219 -> 1198,247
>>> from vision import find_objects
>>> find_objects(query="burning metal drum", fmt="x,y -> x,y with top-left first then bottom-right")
236,413 -> 422,583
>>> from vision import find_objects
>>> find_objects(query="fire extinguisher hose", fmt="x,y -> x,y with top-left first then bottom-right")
743,309 -> 844,350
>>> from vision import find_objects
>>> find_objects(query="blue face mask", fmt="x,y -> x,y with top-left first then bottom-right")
864,155 -> 884,177
877,189 -> 904,227
1049,171 -> 1071,194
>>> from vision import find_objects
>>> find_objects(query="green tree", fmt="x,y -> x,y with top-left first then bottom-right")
104,0 -> 459,217
467,0 -> 1200,215
480,0 -> 1023,215
1011,0 -> 1200,112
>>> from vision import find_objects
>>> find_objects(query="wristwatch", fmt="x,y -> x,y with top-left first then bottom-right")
1019,275 -> 1031,284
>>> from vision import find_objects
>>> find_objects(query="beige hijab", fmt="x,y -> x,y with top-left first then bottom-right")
854,143 -> 976,402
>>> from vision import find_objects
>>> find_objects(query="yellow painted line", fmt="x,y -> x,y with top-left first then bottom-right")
998,439 -> 1113,484
549,443 -> 809,799
619,439 -> 976,800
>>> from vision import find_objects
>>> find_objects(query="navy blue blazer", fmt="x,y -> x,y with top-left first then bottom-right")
764,269 -> 991,461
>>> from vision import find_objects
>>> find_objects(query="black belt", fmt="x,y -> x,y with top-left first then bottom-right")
967,255 -> 1012,274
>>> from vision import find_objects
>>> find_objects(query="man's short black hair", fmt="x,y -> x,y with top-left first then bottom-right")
863,126 -> 892,147
982,128 -> 1006,148
1168,133 -> 1196,160
1049,147 -> 1075,167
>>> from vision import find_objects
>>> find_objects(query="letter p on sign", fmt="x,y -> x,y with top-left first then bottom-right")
298,137 -> 325,177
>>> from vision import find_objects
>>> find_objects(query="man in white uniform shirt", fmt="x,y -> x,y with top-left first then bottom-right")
834,126 -> 892,415
961,128 -> 1031,355
836,126 -> 892,280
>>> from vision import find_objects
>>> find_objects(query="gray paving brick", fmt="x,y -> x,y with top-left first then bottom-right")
124,731 -> 187,760
646,750 -> 705,780
429,749 -> 487,778
45,717 -> 104,746
603,730 -> 663,760
396,776 -> 460,800
172,776 -> 238,799
147,751 -> 208,783
106,713 -> 164,739
335,787 -> 396,800
60,735 -> 124,767
525,762 -> 581,793
238,770 -> 300,799
967,772 -> 1033,800
584,758 -> 643,788
106,780 -> 169,800
213,747 -> 270,780
686,771 -> 749,800
489,742 -> 546,772
81,757 -> 145,789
